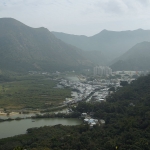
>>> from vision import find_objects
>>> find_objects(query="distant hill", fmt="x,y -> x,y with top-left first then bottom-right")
52,29 -> 150,62
0,18 -> 92,72
52,32 -> 107,64
82,50 -> 107,65
110,41 -> 150,71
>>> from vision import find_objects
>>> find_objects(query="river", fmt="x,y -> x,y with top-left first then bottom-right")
0,118 -> 82,139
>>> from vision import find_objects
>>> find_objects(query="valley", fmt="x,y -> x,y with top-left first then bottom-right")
0,16 -> 150,150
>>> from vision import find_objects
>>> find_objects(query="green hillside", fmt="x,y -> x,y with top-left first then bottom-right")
0,18 -> 92,72
111,41 -> 150,71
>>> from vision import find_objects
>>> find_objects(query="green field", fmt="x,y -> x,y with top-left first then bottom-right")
0,75 -> 71,109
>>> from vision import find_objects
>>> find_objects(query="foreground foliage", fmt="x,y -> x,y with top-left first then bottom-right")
1,75 -> 150,149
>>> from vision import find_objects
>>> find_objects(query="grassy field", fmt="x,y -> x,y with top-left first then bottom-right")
0,75 -> 71,109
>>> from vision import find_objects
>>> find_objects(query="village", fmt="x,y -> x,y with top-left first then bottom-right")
0,69 -> 144,122
59,70 -> 139,105
57,69 -> 144,127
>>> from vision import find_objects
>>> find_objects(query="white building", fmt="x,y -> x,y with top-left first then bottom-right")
94,66 -> 112,76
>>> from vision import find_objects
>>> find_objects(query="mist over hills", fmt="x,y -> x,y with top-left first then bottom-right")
0,18 -> 92,72
110,41 -> 150,71
52,29 -> 150,62
52,32 -> 107,64
1,18 -> 150,73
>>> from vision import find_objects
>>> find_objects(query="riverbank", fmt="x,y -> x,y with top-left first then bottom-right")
0,109 -> 81,122
0,112 -> 19,116
0,104 -> 68,119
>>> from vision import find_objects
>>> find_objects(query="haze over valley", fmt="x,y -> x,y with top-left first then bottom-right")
1,18 -> 150,72
1,1 -> 150,149
53,29 -> 150,65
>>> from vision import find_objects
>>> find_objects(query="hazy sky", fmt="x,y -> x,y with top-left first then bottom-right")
0,0 -> 150,36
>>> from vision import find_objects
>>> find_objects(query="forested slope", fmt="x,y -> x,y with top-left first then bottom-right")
0,18 -> 92,72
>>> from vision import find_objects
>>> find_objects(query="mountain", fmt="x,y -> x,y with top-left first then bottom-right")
110,41 -> 150,71
52,29 -> 150,62
52,32 -> 108,64
0,18 -> 92,72
82,50 -> 107,65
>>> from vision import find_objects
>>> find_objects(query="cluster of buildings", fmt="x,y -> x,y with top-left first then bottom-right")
56,71 -> 140,127
115,70 -> 150,76
59,70 -> 138,105
59,79 -> 96,104
91,91 -> 107,102
86,79 -> 120,102
112,71 -> 138,83
59,77 -> 120,105
81,113 -> 105,128
94,66 -> 112,76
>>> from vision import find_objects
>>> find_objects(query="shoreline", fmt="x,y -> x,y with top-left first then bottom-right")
0,112 -> 19,116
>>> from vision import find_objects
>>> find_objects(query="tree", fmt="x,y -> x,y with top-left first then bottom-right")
120,81 -> 128,86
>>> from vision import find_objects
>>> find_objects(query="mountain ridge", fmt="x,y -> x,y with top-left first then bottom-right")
0,18 -> 93,72
52,29 -> 150,62
110,41 -> 150,71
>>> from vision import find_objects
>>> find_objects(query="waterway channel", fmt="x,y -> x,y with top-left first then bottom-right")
0,118 -> 82,139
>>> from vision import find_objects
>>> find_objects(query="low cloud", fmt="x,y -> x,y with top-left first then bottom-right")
136,0 -> 149,5
0,0 -> 150,35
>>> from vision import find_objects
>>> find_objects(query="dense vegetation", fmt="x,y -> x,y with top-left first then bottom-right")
0,74 -> 11,82
0,74 -> 150,149
0,75 -> 71,109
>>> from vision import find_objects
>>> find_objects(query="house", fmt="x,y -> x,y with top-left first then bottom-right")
100,119 -> 105,125
84,118 -> 98,126
84,118 -> 89,123
81,113 -> 87,118
129,103 -> 135,107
